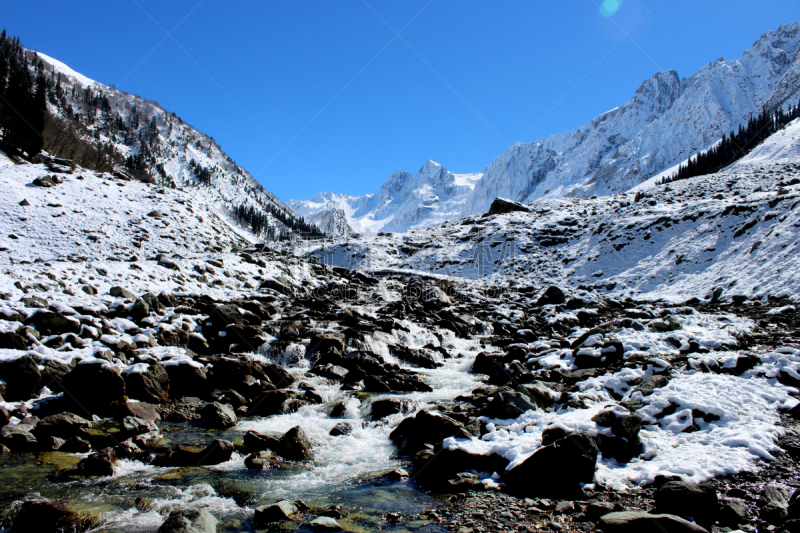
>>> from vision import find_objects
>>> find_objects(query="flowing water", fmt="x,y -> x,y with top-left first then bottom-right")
1,320 -> 488,532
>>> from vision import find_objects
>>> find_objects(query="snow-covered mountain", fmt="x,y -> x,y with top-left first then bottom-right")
462,21 -> 800,214
288,160 -> 482,235
28,47 -> 303,240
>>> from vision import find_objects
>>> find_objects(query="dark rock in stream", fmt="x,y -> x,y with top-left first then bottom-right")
11,499 -> 96,533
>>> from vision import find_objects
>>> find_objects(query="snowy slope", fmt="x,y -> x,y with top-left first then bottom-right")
288,161 -> 482,236
302,155 -> 800,303
735,117 -> 800,165
31,50 -> 300,241
462,22 -> 800,215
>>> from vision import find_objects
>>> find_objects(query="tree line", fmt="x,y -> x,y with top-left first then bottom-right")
662,100 -> 800,184
233,202 -> 324,241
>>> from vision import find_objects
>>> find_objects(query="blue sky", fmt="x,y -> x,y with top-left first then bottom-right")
1,1 -> 797,202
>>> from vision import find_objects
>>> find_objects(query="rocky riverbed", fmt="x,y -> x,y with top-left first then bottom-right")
0,255 -> 799,532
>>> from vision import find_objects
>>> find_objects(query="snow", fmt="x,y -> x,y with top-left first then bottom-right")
36,52 -> 97,87
288,162 -> 485,236
735,118 -> 800,165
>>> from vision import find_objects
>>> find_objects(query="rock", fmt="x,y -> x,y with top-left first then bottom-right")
597,511 -> 709,532
125,401 -> 161,422
649,315 -> 683,332
368,398 -> 416,420
0,354 -> 42,401
199,402 -> 237,429
245,450 -> 279,470
481,391 -> 539,419
147,210 -> 163,218
0,424 -> 38,450
244,430 -> 280,453
61,361 -> 127,417
536,286 -> 566,306
591,409 -> 643,462
654,480 -> 719,526
308,331 -> 346,356
130,298 -> 150,321
329,422 -> 353,436
487,197 -> 531,215
32,175 -> 58,188
254,500 -> 299,525
165,362 -> 208,399
390,410 -> 471,454
157,509 -> 218,533
760,484 -> 791,524
197,439 -> 235,466
278,426 -> 313,461
124,363 -> 170,403
718,500 -> 747,527
60,448 -> 117,477
502,432 -> 597,498
584,501 -> 618,522
634,375 -> 670,396
60,437 -> 91,453
34,413 -> 92,440
19,198 -> 30,206
11,499 -> 96,533
308,516 -> 344,531
423,286 -> 452,309
109,286 -> 135,299
249,389 -> 294,416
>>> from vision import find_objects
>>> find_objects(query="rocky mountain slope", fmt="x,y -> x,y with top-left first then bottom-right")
463,21 -> 800,214
288,160 -> 482,236
24,45 -> 307,240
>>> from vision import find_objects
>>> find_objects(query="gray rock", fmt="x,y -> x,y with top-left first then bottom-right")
278,426 -> 313,461
654,480 -> 718,526
598,511 -> 709,532
157,509 -> 218,533
481,391 -> 539,419
109,286 -> 135,299
368,398 -> 416,420
34,413 -> 92,440
254,500 -> 299,525
245,450 -> 279,470
536,286 -> 566,306
200,402 -> 237,429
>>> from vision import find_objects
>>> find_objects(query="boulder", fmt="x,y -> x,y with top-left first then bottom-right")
487,197 -> 531,215
60,448 -> 117,477
502,432 -> 597,498
200,402 -> 237,429
61,361 -> 127,417
243,430 -> 280,453
109,286 -> 135,299
654,480 -> 718,526
591,409 -> 643,462
536,286 -> 566,306
368,398 -> 416,420
0,354 -> 42,401
164,362 -> 207,399
329,422 -> 353,436
124,363 -> 170,403
197,439 -> 235,466
390,410 -> 471,454
11,500 -> 96,533
34,413 -> 92,440
254,500 -> 299,525
278,426 -> 313,461
0,423 -> 38,450
597,511 -> 709,533
157,509 -> 218,533
481,391 -> 539,419
245,450 -> 280,470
